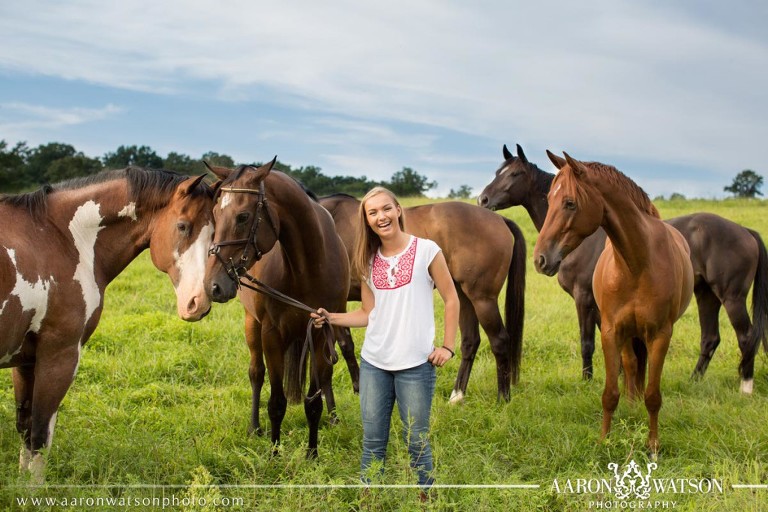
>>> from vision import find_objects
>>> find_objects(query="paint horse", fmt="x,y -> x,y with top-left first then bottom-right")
319,194 -> 526,402
0,168 -> 215,479
204,159 -> 349,458
479,144 -> 768,392
533,152 -> 693,457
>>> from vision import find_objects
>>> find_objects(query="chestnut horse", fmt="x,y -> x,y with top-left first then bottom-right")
204,159 -> 349,458
319,194 -> 526,402
480,144 -> 768,392
533,152 -> 693,457
0,168 -> 215,479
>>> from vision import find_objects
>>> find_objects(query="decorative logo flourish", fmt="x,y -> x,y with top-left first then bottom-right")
608,460 -> 658,500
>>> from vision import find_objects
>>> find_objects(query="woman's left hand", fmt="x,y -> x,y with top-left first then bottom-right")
428,346 -> 455,367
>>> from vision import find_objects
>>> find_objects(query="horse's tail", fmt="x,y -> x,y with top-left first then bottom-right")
284,334 -> 307,405
502,217 -> 526,385
747,228 -> 768,354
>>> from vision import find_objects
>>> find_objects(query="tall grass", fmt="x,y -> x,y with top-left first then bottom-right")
0,198 -> 766,511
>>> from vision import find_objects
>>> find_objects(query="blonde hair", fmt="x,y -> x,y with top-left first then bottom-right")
351,187 -> 406,281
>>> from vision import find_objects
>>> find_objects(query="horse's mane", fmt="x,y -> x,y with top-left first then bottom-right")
225,166 -> 320,203
557,161 -> 659,218
529,164 -> 556,198
0,167 -> 210,219
319,192 -> 357,200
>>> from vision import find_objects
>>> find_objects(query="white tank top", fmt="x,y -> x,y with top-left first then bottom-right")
361,236 -> 442,370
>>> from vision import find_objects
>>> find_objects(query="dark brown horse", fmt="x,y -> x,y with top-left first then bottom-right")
534,152 -> 693,457
319,194 -> 526,402
0,168 -> 215,480
480,144 -> 768,392
204,159 -> 349,458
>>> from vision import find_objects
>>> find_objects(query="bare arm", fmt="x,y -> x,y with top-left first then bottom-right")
312,281 -> 375,328
427,251 -> 460,367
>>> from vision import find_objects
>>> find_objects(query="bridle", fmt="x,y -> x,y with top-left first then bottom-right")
208,178 -> 337,400
208,180 -> 277,281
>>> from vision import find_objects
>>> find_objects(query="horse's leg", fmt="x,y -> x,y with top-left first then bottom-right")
27,344 -> 81,482
305,335 -> 331,459
335,326 -> 359,394
474,295 -> 512,402
450,291 -> 480,404
691,282 -> 722,380
12,365 -> 35,471
600,328 -> 621,441
574,288 -> 599,380
645,331 -> 671,460
722,296 -> 758,394
262,326 -> 287,455
620,341 -> 639,401
245,312 -> 265,436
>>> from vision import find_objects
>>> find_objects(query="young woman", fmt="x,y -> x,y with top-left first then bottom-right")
312,186 -> 459,496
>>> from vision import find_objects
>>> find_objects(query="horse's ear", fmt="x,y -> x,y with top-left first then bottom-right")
204,161 -> 232,180
248,156 -> 278,181
178,174 -> 208,196
516,144 -> 528,163
547,150 -> 567,170
563,152 -> 586,176
503,144 -> 513,161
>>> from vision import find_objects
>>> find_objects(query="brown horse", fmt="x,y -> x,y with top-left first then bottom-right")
319,194 -> 526,402
533,152 -> 693,457
204,159 -> 349,458
0,168 -> 215,479
480,144 -> 768,392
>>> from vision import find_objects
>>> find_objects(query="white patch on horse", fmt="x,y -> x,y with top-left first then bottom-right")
2,247 -> 53,335
740,378 -> 753,394
117,202 -> 138,221
551,183 -> 562,197
499,165 -> 511,175
174,222 -> 214,315
220,192 -> 233,210
0,345 -> 22,365
448,389 -> 465,405
69,201 -> 105,323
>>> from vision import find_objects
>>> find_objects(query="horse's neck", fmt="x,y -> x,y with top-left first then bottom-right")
50,183 -> 147,284
272,185 -> 327,274
528,168 -> 555,231
600,192 -> 655,274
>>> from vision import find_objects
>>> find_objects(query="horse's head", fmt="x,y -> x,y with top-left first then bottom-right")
478,144 -> 536,210
533,151 -> 604,276
205,158 -> 280,303
149,174 -> 216,321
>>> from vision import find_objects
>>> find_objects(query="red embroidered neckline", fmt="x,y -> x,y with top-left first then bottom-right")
371,238 -> 418,290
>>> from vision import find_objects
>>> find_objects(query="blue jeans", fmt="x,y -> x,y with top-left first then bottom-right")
359,358 -> 436,489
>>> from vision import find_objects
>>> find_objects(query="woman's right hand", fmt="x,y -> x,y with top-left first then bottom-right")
310,308 -> 330,328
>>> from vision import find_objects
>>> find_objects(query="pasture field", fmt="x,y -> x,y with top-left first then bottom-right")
1,198 -> 767,511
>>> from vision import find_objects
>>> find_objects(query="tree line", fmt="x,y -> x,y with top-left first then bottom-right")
0,140 -> 474,198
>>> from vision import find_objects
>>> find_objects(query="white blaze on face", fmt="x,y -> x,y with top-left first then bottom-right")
68,201 -> 105,323
551,183 -> 562,198
219,192 -> 233,210
1,248 -> 53,342
174,221 -> 214,320
117,202 -> 138,221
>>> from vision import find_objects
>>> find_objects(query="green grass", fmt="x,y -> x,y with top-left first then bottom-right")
1,198 -> 767,511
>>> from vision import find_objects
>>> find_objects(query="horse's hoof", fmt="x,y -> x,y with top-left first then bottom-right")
328,415 -> 340,427
306,448 -> 319,460
448,390 -> 465,405
740,379 -> 754,395
248,426 -> 264,437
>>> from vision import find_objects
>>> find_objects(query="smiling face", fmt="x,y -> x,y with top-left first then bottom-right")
363,191 -> 403,240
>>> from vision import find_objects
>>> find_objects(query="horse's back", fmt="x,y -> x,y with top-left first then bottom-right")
667,213 -> 758,294
406,202 -> 513,290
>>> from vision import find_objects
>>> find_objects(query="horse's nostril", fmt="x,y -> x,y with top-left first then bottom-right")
478,195 -> 488,207
211,282 -> 221,298
537,254 -> 546,270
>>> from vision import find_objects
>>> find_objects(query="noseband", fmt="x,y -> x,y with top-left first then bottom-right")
208,181 -> 276,282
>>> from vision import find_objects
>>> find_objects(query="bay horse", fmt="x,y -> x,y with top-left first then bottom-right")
204,159 -> 349,458
319,194 -> 526,403
0,168 -> 215,480
480,144 -> 768,392
533,152 -> 693,457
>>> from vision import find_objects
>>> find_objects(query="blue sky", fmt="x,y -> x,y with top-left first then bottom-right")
1,1 -> 767,198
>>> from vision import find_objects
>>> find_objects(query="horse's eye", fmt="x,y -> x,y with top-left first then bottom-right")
177,221 -> 190,235
564,199 -> 576,211
236,212 -> 250,225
